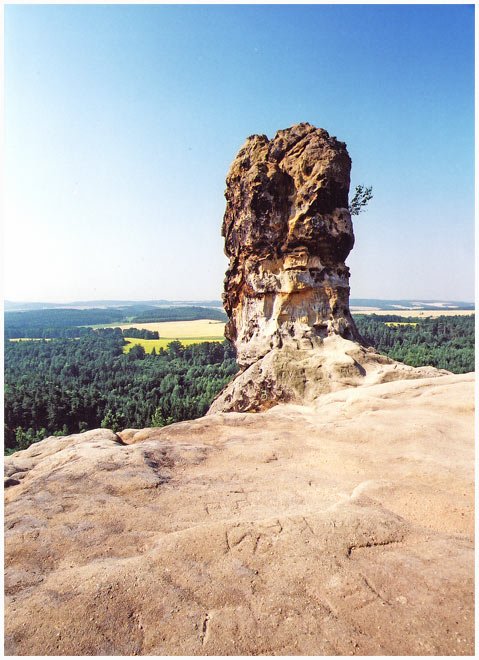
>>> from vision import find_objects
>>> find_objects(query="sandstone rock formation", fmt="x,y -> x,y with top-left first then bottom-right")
4,373 -> 474,655
222,123 -> 360,360
210,123 -> 446,413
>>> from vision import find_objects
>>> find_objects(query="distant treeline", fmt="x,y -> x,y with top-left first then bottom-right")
5,299 -> 224,312
130,307 -> 226,323
7,327 -> 160,340
4,306 -> 226,338
8,327 -> 96,339
354,314 -> 474,373
5,308 -> 126,336
123,328 -> 159,339
5,329 -> 237,453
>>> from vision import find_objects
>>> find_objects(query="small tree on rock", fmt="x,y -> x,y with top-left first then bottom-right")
100,409 -> 124,433
150,407 -> 166,427
349,185 -> 373,216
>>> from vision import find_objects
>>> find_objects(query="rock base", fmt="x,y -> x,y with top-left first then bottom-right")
209,335 -> 448,413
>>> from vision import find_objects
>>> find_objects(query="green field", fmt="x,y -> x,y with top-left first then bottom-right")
123,336 -> 223,354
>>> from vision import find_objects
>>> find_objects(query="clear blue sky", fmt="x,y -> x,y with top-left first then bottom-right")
4,4 -> 475,302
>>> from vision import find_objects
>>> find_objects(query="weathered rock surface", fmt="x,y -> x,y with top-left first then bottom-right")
211,124 -> 446,413
4,373 -> 474,655
222,123 -> 358,363
209,333 -> 448,414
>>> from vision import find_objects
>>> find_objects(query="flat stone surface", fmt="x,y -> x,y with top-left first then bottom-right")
4,372 -> 474,655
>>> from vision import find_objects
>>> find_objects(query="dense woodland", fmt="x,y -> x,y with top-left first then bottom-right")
354,314 -> 474,373
4,314 -> 475,453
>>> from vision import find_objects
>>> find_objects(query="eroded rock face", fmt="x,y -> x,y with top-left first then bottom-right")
223,123 -> 361,369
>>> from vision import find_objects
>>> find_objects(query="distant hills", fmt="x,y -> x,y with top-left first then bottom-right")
4,298 -> 474,313
349,299 -> 474,311
4,300 -> 224,312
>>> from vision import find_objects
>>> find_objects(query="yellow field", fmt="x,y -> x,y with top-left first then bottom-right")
117,319 -> 225,338
120,319 -> 226,354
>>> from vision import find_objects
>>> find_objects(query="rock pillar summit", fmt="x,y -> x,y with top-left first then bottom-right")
209,123 -> 444,413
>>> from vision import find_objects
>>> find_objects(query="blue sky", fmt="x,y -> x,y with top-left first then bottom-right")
4,4 -> 475,302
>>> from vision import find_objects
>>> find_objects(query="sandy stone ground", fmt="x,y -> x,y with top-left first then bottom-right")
4,372 -> 474,655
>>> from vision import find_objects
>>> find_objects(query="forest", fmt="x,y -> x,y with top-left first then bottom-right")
4,314 -> 474,453
354,314 -> 474,373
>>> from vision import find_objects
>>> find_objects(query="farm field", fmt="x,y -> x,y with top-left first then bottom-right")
116,319 -> 225,337
121,319 -> 226,353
